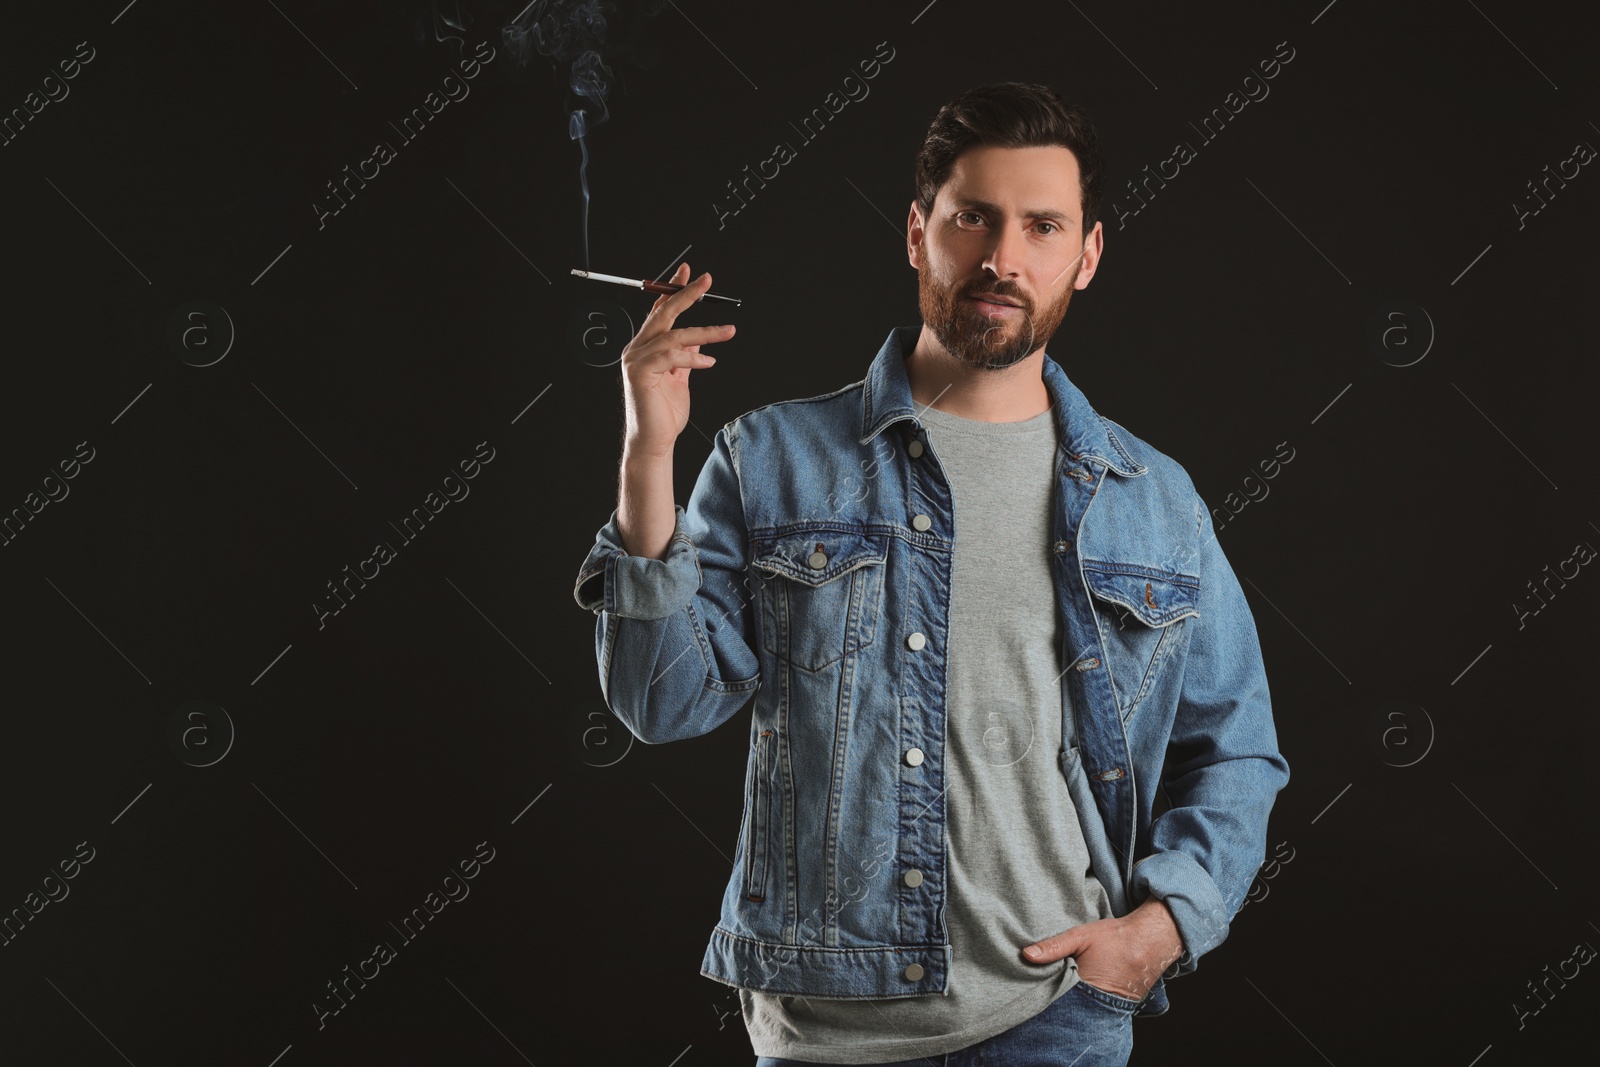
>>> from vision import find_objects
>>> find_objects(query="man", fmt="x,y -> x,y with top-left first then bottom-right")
574,82 -> 1290,1066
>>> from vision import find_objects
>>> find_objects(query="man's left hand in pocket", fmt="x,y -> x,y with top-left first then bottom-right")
1020,898 -> 1185,1001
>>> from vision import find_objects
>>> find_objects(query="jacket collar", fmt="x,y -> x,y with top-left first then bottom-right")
860,325 -> 1148,477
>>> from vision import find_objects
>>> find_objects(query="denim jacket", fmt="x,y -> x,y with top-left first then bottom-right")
573,325 -> 1290,1018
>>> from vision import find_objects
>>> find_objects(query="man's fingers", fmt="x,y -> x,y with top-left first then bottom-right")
649,262 -> 692,314
651,347 -> 719,371
672,323 -> 735,346
632,269 -> 723,378
1022,929 -> 1080,963
630,326 -> 733,374
642,328 -> 732,369
668,271 -> 713,315
643,270 -> 713,335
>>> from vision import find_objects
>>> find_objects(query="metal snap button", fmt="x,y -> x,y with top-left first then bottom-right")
911,514 -> 932,532
808,550 -> 827,569
904,747 -> 924,767
907,632 -> 926,651
907,440 -> 924,458
903,869 -> 923,888
904,963 -> 925,981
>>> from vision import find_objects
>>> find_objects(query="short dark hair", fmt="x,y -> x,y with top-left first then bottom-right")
913,82 -> 1105,242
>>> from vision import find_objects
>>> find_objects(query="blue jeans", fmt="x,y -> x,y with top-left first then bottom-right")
753,979 -> 1137,1066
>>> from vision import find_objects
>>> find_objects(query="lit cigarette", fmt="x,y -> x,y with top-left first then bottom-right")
570,268 -> 742,306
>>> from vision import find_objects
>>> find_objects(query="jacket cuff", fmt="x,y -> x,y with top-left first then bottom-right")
1130,848 -> 1231,978
573,505 -> 703,620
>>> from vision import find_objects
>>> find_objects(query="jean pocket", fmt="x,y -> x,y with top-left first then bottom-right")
1074,976 -> 1143,1014
741,727 -> 773,902
1082,564 -> 1199,721
753,525 -> 887,673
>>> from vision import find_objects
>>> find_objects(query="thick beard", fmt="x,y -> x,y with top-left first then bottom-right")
915,250 -> 1075,371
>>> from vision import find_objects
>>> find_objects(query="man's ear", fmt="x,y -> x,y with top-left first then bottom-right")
906,202 -> 924,268
1074,219 -> 1105,289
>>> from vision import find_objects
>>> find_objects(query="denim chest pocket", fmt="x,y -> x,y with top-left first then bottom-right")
1083,565 -> 1200,719
752,525 -> 888,673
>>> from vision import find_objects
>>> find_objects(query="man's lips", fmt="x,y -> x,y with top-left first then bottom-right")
969,295 -> 1023,315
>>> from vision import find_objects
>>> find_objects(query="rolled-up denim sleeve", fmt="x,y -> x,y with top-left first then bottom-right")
572,423 -> 762,744
1130,492 -> 1291,979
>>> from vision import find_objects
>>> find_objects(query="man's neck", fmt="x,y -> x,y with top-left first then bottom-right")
905,325 -> 1051,423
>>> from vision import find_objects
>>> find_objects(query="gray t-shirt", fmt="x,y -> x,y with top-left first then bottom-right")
741,402 -> 1115,1062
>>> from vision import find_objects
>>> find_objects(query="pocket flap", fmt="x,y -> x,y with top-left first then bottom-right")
1083,565 -> 1200,627
752,526 -> 889,587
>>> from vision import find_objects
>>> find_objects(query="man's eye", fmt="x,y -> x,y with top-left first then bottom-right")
1036,222 -> 1058,235
957,212 -> 983,225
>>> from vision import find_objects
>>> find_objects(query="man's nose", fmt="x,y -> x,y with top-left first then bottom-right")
981,227 -> 1027,288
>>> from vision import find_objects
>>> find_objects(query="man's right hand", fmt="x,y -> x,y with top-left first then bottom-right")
621,262 -> 736,458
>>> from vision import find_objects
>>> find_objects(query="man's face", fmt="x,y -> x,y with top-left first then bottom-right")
909,144 -> 1098,371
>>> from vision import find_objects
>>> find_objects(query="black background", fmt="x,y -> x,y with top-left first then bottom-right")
1,0 -> 1596,1063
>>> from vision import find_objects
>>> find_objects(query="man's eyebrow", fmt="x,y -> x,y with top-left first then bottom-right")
952,196 -> 1073,223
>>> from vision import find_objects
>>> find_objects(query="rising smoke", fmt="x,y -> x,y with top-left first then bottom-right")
394,1 -> 669,269
503,0 -> 666,269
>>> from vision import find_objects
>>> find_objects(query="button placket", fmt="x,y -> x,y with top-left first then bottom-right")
897,428 -> 946,981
